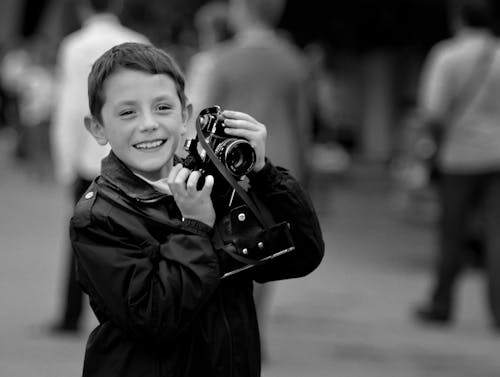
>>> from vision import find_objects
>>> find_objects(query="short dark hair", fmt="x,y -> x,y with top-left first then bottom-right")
85,0 -> 119,13
454,0 -> 493,29
195,2 -> 233,43
88,42 -> 187,122
243,0 -> 287,26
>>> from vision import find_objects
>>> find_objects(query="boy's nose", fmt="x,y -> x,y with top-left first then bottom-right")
139,113 -> 159,132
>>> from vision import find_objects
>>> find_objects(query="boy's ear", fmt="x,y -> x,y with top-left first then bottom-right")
181,102 -> 193,135
84,115 -> 108,145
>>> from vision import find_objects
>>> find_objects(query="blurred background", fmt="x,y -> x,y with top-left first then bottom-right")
0,0 -> 451,165
1,0 -> 500,376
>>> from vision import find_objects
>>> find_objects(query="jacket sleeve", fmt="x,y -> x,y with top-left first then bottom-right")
246,160 -> 325,282
70,204 -> 221,345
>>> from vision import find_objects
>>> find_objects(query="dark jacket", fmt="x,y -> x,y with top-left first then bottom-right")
70,151 -> 324,377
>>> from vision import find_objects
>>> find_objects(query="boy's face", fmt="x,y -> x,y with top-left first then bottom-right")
86,68 -> 191,181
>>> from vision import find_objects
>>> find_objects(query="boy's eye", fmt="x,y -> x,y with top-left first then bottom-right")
156,104 -> 171,112
119,109 -> 135,117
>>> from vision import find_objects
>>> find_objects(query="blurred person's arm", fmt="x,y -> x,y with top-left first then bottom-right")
184,52 -> 218,139
417,43 -> 455,122
50,41 -> 89,185
293,66 -> 314,186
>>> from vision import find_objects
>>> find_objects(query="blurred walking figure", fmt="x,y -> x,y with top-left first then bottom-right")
185,1 -> 233,139
0,37 -> 54,177
48,0 -> 149,334
16,36 -> 56,181
198,0 -> 313,359
414,0 -> 500,330
0,41 -> 32,161
304,41 -> 351,176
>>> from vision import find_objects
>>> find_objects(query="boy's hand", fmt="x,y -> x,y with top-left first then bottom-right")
222,110 -> 267,172
167,164 -> 216,227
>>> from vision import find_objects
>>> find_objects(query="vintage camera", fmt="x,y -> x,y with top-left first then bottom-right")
183,106 -> 295,278
182,106 -> 256,194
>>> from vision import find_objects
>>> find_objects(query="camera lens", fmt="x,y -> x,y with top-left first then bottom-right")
216,139 -> 256,177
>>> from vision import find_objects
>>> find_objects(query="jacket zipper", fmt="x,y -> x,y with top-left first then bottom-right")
219,294 -> 233,377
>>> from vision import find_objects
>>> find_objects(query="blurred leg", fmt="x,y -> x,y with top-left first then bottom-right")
482,171 -> 500,327
433,174 -> 478,312
55,177 -> 92,332
253,282 -> 273,362
59,246 -> 82,330
416,173 -> 478,322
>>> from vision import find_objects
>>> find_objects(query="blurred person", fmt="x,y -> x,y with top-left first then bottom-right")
198,0 -> 314,360
16,36 -> 56,180
0,37 -> 55,172
304,41 -> 351,176
48,0 -> 149,334
71,41 -> 323,377
304,41 -> 332,142
0,40 -> 31,160
413,0 -> 500,330
184,1 -> 234,140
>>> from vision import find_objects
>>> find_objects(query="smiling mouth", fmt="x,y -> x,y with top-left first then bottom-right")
133,139 -> 166,150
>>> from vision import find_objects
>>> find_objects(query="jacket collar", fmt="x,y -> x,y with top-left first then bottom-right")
100,151 -> 180,202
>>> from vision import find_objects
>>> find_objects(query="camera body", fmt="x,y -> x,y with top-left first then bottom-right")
182,106 -> 256,194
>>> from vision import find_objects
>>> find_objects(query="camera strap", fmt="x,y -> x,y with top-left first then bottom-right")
195,118 -> 271,229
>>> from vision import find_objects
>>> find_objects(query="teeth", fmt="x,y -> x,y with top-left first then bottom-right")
135,140 -> 164,149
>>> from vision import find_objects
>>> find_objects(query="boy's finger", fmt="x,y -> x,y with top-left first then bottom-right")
223,119 -> 251,129
201,175 -> 214,195
167,163 -> 184,183
222,110 -> 257,123
186,170 -> 202,193
223,128 -> 252,138
223,118 -> 263,131
174,168 -> 191,185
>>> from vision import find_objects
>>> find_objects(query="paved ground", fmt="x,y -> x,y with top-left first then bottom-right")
1,138 -> 500,376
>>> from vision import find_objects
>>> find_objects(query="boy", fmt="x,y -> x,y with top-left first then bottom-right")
71,42 -> 324,377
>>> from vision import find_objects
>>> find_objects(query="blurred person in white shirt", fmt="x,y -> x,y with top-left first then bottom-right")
48,0 -> 149,334
184,1 -> 234,140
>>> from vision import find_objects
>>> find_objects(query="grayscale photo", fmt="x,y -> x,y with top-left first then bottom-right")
1,0 -> 500,376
